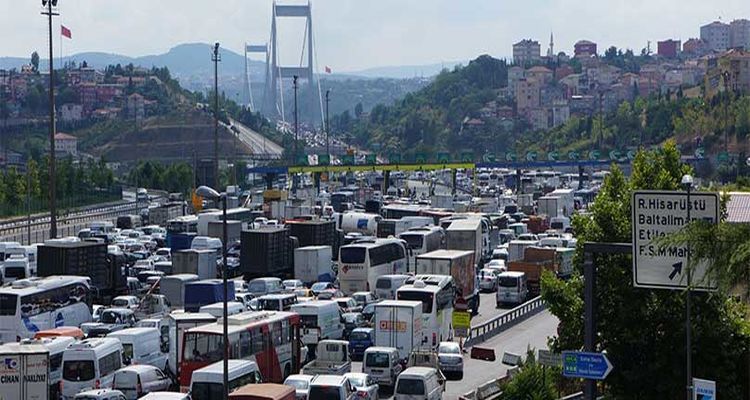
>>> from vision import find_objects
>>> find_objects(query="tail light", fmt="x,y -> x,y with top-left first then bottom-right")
137,376 -> 142,394
432,332 -> 436,346
95,379 -> 100,389
357,391 -> 368,398
59,381 -> 63,392
15,336 -> 20,342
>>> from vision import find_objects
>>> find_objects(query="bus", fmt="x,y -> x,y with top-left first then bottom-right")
338,238 -> 408,294
330,191 -> 355,213
196,208 -> 255,236
397,277 -> 455,348
167,216 -> 199,251
0,276 -> 92,343
398,226 -> 444,271
179,311 -> 301,390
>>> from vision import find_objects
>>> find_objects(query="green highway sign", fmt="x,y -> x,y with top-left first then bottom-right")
547,151 -> 559,162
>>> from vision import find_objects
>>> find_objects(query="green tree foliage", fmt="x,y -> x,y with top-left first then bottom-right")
541,141 -> 750,398
126,161 -> 193,194
30,51 -> 39,72
498,349 -> 558,400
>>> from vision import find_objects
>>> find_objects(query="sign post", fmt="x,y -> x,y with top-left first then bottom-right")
562,351 -> 613,380
452,311 -> 470,338
631,190 -> 719,290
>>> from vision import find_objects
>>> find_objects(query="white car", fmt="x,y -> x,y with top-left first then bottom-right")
478,268 -> 500,292
74,389 -> 127,400
344,372 -> 379,399
284,374 -> 314,400
486,259 -> 507,272
437,341 -> 464,379
111,295 -> 140,310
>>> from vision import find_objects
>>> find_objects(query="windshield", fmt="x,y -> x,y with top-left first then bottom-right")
0,294 -> 18,316
499,276 -> 519,288
343,314 -> 360,323
375,279 -> 391,289
400,234 -> 424,249
309,385 -> 342,400
100,311 -> 124,324
300,315 -> 318,329
191,382 -> 223,399
439,343 -> 461,354
365,352 -> 389,368
122,343 -> 133,364
347,375 -> 365,387
248,281 -> 266,293
259,299 -> 281,311
350,331 -> 370,341
4,267 -> 26,278
311,283 -> 329,291
285,378 -> 310,390
63,360 -> 95,381
397,290 -> 433,313
112,299 -> 129,307
340,247 -> 366,264
397,378 -> 425,395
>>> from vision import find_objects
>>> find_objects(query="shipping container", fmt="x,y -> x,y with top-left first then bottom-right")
415,249 -> 479,313
149,203 -> 184,226
207,220 -> 242,245
294,246 -> 334,285
160,274 -> 199,308
241,228 -> 291,278
373,300 -> 423,360
183,280 -> 236,312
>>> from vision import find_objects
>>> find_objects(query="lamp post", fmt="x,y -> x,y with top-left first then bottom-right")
212,43 -> 221,189
195,185 -> 227,399
292,75 -> 299,195
325,89 -> 330,156
681,173 -> 693,400
41,0 -> 59,239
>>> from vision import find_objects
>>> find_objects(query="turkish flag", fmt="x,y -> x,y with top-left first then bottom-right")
61,25 -> 72,39
325,66 -> 331,74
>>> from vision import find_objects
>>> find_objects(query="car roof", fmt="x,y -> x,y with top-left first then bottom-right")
499,271 -> 526,278
116,364 -> 160,373
311,374 -> 347,386
285,374 -> 314,382
400,366 -> 438,377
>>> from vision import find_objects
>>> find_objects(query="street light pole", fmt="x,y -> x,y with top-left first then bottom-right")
682,174 -> 693,400
212,43 -> 221,189
41,0 -> 59,239
325,89 -> 330,156
221,193 -> 228,400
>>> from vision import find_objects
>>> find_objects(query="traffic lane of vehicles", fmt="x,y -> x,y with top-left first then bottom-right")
348,310 -> 558,399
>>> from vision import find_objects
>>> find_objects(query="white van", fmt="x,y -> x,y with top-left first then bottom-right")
190,360 -> 262,399
190,236 -> 222,252
290,301 -> 344,348
496,271 -> 528,306
61,338 -> 124,400
375,275 -> 410,300
256,293 -> 298,311
74,389 -> 127,400
112,364 -> 171,400
5,245 -> 37,275
199,301 -> 245,318
394,367 -> 445,400
107,328 -> 167,370
363,347 -> 403,388
246,277 -> 284,297
2,256 -> 30,282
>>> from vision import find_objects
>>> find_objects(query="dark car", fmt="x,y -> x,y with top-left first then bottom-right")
348,327 -> 374,360
342,312 -> 366,340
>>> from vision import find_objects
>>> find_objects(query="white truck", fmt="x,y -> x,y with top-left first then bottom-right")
549,188 -> 575,217
300,339 -> 352,376
0,342 -> 49,400
446,219 -> 483,263
171,249 -> 216,280
508,240 -> 540,262
160,274 -> 199,308
415,250 -> 480,315
294,246 -> 334,285
374,300 -> 424,361
537,196 -> 563,218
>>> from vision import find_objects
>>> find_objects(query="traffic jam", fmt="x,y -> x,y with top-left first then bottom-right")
0,168 -> 597,400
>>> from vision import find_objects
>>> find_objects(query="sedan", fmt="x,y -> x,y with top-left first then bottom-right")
478,268 -> 500,292
310,281 -> 336,296
283,279 -> 305,292
284,374 -> 313,400
437,341 -> 464,379
344,372 -> 379,399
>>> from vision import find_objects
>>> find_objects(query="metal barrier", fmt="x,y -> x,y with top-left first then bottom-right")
465,296 -> 546,347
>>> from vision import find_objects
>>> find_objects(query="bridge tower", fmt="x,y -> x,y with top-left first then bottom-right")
265,1 -> 319,122
245,43 -> 269,112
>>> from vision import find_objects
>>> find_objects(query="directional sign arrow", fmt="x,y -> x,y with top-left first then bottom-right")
562,351 -> 614,380
668,262 -> 682,280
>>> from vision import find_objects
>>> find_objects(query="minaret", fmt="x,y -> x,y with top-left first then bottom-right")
547,32 -> 554,57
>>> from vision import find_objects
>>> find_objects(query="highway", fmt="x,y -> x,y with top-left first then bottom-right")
351,310 -> 559,399
228,117 -> 284,157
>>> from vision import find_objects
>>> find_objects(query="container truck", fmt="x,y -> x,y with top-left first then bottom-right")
508,240 -> 539,262
149,203 -> 183,226
373,300 -> 423,361
159,274 -> 199,308
537,196 -> 563,218
0,342 -> 49,400
183,279 -> 235,312
240,228 -> 293,279
445,219 -> 483,264
171,249 -> 216,280
293,246 -> 334,285
336,212 -> 382,235
207,220 -> 242,245
415,250 -> 480,315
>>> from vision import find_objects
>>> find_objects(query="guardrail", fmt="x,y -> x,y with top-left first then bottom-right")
465,296 -> 546,347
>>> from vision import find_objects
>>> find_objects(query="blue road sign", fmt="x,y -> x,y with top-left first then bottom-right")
562,351 -> 613,380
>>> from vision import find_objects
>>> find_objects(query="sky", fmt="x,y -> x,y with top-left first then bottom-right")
2,0 -> 749,72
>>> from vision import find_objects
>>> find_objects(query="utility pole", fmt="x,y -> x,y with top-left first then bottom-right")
212,43 -> 221,189
42,0 -> 59,239
292,75 -> 299,195
325,89 -> 331,156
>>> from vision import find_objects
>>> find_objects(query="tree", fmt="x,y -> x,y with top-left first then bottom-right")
498,350 -> 558,400
542,141 -> 750,399
30,51 -> 39,72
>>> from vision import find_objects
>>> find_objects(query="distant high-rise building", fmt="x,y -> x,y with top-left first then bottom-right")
574,40 -> 598,57
730,19 -> 750,50
700,21 -> 730,51
513,39 -> 541,66
657,39 -> 681,58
